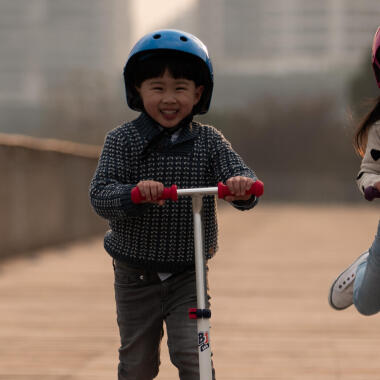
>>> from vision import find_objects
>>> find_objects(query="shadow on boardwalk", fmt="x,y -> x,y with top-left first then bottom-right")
0,204 -> 379,380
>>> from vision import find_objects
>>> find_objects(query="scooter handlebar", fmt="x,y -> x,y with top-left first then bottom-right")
131,180 -> 264,204
364,186 -> 380,201
131,184 -> 178,204
217,180 -> 264,199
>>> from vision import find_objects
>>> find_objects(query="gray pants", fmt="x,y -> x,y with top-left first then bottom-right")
354,220 -> 380,315
113,260 -> 215,380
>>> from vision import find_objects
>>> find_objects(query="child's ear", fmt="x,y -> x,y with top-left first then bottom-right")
194,85 -> 204,104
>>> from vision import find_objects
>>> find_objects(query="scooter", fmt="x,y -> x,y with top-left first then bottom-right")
131,180 -> 264,380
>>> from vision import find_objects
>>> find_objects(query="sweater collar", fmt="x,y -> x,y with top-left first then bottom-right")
135,112 -> 199,144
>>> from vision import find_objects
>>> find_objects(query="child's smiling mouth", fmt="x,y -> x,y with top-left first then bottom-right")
161,109 -> 178,114
160,109 -> 179,120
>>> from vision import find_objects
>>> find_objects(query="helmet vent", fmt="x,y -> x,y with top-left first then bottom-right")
180,36 -> 188,42
153,34 -> 161,39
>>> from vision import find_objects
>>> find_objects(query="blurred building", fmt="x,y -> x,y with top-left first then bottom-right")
196,0 -> 380,75
1,0 -> 380,133
166,0 -> 380,108
0,0 -> 130,133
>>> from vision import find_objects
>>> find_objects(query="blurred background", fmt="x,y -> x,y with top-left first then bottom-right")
1,3 -> 380,378
1,0 -> 380,256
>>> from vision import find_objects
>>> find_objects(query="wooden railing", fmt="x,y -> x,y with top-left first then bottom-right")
0,133 -> 106,258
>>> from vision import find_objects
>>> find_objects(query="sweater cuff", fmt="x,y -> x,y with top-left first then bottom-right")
120,188 -> 151,216
232,195 -> 258,211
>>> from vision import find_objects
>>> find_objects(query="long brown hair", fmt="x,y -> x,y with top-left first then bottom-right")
354,96 -> 380,156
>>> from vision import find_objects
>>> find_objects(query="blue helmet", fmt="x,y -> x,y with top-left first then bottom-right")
123,29 -> 214,114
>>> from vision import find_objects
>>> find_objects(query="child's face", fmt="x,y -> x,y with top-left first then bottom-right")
136,69 -> 204,128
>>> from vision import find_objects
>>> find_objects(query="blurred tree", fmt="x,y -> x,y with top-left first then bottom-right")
198,95 -> 360,202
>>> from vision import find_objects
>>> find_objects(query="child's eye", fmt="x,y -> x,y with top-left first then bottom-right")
176,87 -> 186,91
152,86 -> 163,91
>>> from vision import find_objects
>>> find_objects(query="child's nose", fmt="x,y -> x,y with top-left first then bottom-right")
162,91 -> 176,103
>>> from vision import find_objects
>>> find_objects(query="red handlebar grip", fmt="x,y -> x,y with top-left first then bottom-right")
131,186 -> 143,204
131,185 -> 178,204
162,185 -> 178,202
217,180 -> 264,199
251,180 -> 264,197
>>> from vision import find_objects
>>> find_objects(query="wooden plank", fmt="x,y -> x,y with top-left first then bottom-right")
0,204 -> 378,379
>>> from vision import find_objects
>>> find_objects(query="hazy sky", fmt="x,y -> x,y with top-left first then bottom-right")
129,0 -> 198,42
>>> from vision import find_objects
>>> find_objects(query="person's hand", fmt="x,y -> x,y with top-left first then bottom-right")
136,180 -> 165,206
375,181 -> 380,192
224,176 -> 254,202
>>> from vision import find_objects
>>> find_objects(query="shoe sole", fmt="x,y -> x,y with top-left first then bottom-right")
328,251 -> 369,310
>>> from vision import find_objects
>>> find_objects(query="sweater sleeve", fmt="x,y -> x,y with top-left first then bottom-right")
356,122 -> 380,195
209,127 -> 259,210
89,129 -> 150,220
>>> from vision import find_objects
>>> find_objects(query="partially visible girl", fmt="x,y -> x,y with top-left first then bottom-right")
328,27 -> 380,315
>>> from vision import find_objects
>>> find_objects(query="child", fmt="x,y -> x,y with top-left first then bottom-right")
328,27 -> 380,315
89,29 -> 260,380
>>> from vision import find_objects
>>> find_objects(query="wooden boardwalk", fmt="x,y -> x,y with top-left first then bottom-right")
0,204 -> 379,380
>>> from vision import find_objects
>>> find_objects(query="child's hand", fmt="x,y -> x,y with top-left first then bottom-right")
136,180 -> 165,206
224,176 -> 254,202
375,182 -> 380,191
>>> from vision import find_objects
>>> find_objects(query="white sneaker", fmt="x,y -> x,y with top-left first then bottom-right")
328,251 -> 369,310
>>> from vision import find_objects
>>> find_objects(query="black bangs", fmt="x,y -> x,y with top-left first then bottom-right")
130,50 -> 209,88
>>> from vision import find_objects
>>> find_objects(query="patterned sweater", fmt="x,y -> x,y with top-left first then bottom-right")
89,113 -> 258,272
356,121 -> 380,194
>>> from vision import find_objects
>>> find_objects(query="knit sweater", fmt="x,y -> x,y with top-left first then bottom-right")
356,121 -> 380,194
89,113 -> 258,272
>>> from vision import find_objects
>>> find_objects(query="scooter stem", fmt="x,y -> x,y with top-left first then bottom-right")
192,195 -> 212,380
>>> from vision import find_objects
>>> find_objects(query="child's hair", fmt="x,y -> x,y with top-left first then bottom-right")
353,27 -> 380,157
132,50 -> 208,88
354,96 -> 380,156
127,50 -> 211,114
